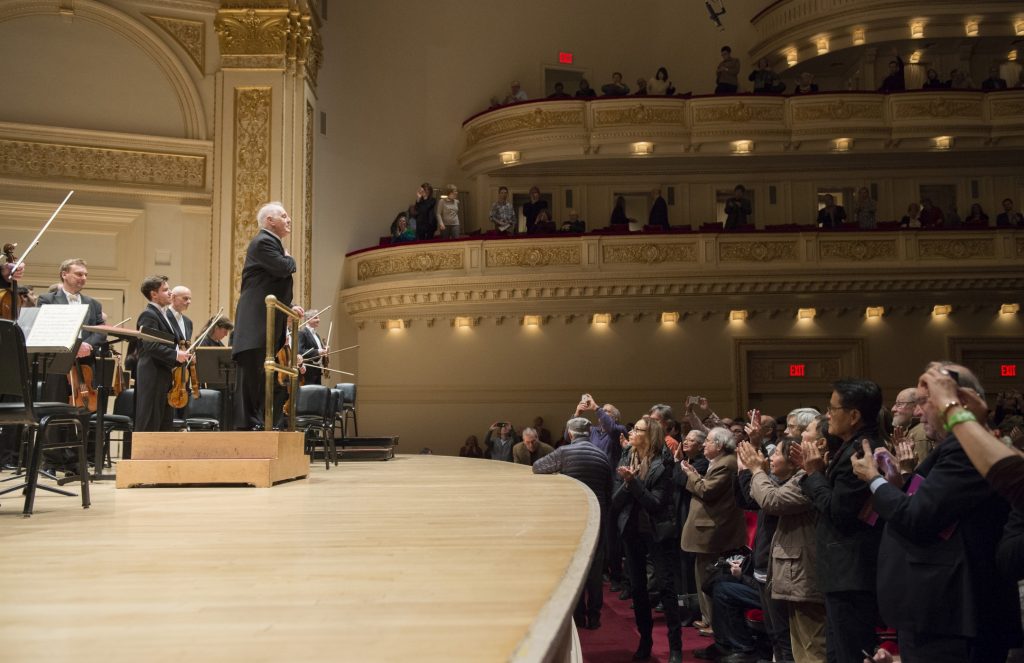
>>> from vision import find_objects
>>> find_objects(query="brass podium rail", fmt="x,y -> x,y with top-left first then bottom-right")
264,295 -> 301,432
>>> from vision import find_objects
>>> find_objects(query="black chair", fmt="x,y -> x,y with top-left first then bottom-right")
90,387 -> 134,467
294,385 -> 335,468
336,382 -> 358,437
0,320 -> 90,516
184,389 -> 222,431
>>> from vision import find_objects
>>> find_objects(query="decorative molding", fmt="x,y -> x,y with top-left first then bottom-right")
594,105 -> 685,126
303,101 -> 314,309
0,138 -> 205,189
357,250 -> 465,281
215,8 -> 289,57
485,246 -> 581,268
792,100 -> 882,122
819,240 -> 896,261
892,99 -> 982,120
230,86 -> 272,311
693,102 -> 784,124
719,241 -> 798,262
918,238 -> 995,260
991,99 -> 1024,119
602,242 -> 697,264
146,14 -> 205,72
465,108 -> 585,147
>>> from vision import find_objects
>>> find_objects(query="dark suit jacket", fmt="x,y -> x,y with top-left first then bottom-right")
36,289 -> 106,350
873,434 -> 1021,646
816,205 -> 847,228
297,326 -> 324,384
232,229 -> 296,357
166,310 -> 193,343
134,303 -> 180,432
648,196 -> 669,227
800,427 -> 885,593
613,450 -> 676,543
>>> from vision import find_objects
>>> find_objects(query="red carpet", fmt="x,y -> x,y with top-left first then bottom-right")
578,584 -> 715,663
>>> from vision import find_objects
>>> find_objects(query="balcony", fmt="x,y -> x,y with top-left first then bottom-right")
458,90 -> 1024,176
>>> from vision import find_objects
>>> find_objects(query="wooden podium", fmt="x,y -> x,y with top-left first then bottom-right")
116,431 -> 308,488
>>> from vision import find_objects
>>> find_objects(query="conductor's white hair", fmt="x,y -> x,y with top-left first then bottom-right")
257,202 -> 286,228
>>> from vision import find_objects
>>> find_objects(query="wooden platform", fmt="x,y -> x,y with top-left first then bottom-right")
0,455 -> 599,662
116,431 -> 309,488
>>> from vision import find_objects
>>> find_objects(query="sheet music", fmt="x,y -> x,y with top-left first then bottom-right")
23,303 -> 89,352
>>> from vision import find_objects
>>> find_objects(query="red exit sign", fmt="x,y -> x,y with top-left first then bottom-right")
1002,364 -> 1018,377
558,51 -> 573,64
790,364 -> 806,377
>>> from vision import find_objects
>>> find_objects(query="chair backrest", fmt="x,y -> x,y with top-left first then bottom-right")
113,388 -> 136,418
185,389 -> 222,420
0,320 -> 35,424
296,384 -> 331,418
330,388 -> 342,417
336,382 -> 356,407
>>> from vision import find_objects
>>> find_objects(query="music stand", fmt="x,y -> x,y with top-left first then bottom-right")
195,347 -> 235,431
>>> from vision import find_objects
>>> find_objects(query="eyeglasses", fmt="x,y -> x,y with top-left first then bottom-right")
826,404 -> 850,414
894,398 -> 926,407
631,426 -> 648,434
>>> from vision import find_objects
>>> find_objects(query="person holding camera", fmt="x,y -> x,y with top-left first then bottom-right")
612,415 -> 683,663
483,421 -> 518,462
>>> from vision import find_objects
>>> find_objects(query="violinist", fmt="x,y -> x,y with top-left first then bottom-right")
167,285 -> 194,343
298,309 -> 329,385
135,275 -> 189,432
200,317 -> 234,347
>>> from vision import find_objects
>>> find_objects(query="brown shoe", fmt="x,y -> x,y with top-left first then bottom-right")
693,619 -> 710,629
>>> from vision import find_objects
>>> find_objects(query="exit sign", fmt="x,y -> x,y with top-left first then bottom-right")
1002,364 -> 1018,377
789,364 -> 806,377
558,51 -> 573,64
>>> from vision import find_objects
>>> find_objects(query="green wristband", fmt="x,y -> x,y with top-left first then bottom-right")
944,409 -> 977,432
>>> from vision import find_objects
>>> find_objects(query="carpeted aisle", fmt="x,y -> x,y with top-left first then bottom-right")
578,584 -> 715,663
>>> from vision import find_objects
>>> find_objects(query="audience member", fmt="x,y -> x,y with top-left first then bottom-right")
673,429 -> 710,622
996,198 -> 1023,227
695,547 -> 765,663
504,79 -> 528,104
576,78 -> 597,99
943,203 -> 962,228
435,184 -> 461,239
749,58 -> 784,94
513,427 -> 554,465
816,194 -> 847,229
560,210 -> 585,233
522,186 -> 548,234
547,82 -> 572,99
648,188 -> 669,228
715,46 -> 740,94
610,195 -> 631,226
899,202 -> 922,228
793,379 -> 885,663
949,68 -> 975,89
489,186 -> 516,235
634,77 -> 648,96
458,435 -> 483,458
532,209 -> 556,234
484,421 -> 519,462
918,197 -> 945,228
648,67 -> 675,96
389,211 -> 416,243
890,386 -> 932,466
613,415 -> 683,663
922,68 -> 949,89
601,72 -> 630,96
792,72 -> 819,95
532,417 -> 552,444
413,183 -> 438,240
878,51 -> 905,92
534,417 -> 613,630
851,187 -> 877,229
964,202 -> 989,225
982,65 -> 1008,90
724,185 -> 751,230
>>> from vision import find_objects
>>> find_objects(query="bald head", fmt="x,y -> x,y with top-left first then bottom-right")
170,286 -> 192,313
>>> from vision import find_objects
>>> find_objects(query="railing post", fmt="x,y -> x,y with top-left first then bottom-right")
264,295 -> 278,432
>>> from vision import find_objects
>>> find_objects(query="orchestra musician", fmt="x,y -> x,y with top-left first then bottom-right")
167,285 -> 194,343
0,249 -> 26,466
232,202 -> 303,430
200,317 -> 234,347
1,252 -> 25,292
298,309 -> 329,385
135,275 -> 189,432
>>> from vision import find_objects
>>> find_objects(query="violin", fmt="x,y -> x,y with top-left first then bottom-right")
0,243 -> 18,321
68,360 -> 98,412
167,340 -> 200,408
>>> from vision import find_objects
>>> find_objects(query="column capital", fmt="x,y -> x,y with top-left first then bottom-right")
214,1 -> 321,87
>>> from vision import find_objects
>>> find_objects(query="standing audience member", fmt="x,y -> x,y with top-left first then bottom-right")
532,416 -> 552,445
724,185 -> 752,230
413,183 -> 438,240
816,194 -> 847,229
879,52 -> 905,92
435,184 -> 461,239
793,379 -> 885,663
610,195 -> 630,226
648,188 -> 669,228
648,67 -> 675,95
851,187 -> 877,229
996,198 -> 1023,227
613,415 -> 683,663
512,427 -> 554,466
576,79 -> 597,99
522,186 -> 548,234
964,203 -> 989,225
504,80 -> 528,104
891,387 -> 932,466
673,430 -> 710,622
919,198 -> 945,228
749,59 -> 784,94
484,421 -> 518,462
981,65 -> 1008,90
715,46 -> 740,94
458,435 -> 483,458
534,417 -> 612,630
489,186 -> 516,235
793,72 -> 819,95
601,72 -> 630,96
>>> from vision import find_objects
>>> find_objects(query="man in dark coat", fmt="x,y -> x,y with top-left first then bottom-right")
232,202 -> 302,430
134,275 -> 188,432
297,310 -> 327,385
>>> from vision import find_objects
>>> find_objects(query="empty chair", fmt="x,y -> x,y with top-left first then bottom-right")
336,382 -> 358,438
184,389 -> 222,431
90,387 -> 134,467
294,385 -> 335,468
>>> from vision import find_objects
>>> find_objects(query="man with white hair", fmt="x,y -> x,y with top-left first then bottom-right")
168,285 -> 194,343
512,427 -> 554,465
232,202 -> 304,429
298,309 -> 329,385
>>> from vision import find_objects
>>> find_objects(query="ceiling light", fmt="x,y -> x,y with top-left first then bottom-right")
385,319 -> 405,330
1016,20 -> 1024,37
933,136 -> 952,150
592,313 -> 612,325
833,138 -> 852,152
932,305 -> 952,317
499,151 -> 520,165
797,308 -> 817,320
661,312 -> 680,324
865,306 -> 884,319
965,20 -> 979,37
523,314 -> 542,327
454,316 -> 474,328
910,21 -> 924,39
1009,50 -> 1019,62
852,28 -> 866,46
729,309 -> 748,321
909,50 -> 922,64
632,142 -> 654,156
1000,303 -> 1020,315
816,38 -> 829,55
786,49 -> 798,67
732,140 -> 753,154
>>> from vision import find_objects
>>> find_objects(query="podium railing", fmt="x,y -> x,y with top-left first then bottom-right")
263,295 -> 300,432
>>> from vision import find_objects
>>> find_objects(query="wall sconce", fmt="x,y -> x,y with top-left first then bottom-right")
964,20 -> 979,36
732,140 -> 753,154
453,316 -> 474,328
833,138 -> 852,152
933,136 -> 953,150
1010,50 -> 1019,62
932,305 -> 952,317
632,142 -> 654,156
816,38 -> 830,55
909,50 -> 922,64
1016,20 -> 1024,37
1000,303 -> 1020,315
910,21 -> 924,39
797,308 -> 817,320
592,313 -> 612,325
661,312 -> 680,324
865,306 -> 885,319
523,314 -> 543,327
385,319 -> 406,331
729,309 -> 748,321
786,49 -> 798,67
499,151 -> 520,165
852,28 -> 866,46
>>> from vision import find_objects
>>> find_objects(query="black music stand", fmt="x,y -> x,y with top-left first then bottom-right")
195,347 -> 235,431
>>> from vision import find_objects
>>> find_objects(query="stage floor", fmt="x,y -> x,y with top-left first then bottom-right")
0,455 -> 599,662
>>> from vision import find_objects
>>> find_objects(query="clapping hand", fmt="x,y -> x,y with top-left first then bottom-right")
894,430 -> 916,475
616,466 -> 636,483
850,440 -> 880,482
863,647 -> 893,663
744,408 -> 763,446
737,441 -> 767,474
798,439 -> 826,474
679,458 -> 698,478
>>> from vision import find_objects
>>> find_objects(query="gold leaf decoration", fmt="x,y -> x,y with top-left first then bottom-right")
918,239 -> 995,260
819,240 -> 896,261
147,14 -> 205,72
230,87 -> 272,311
992,99 -> 1024,119
485,246 -> 581,268
719,241 -> 797,262
792,100 -> 882,122
693,101 -> 784,123
304,101 -> 314,309
215,8 -> 289,56
594,105 -> 686,126
893,99 -> 981,119
602,243 -> 697,264
357,251 -> 465,280
465,108 -> 584,146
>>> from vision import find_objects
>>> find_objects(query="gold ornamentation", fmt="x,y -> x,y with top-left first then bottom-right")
819,240 -> 896,261
918,239 -> 995,260
485,246 -> 581,268
602,243 -> 697,264
991,99 -> 1024,119
893,99 -> 981,119
792,100 -> 882,122
465,108 -> 584,146
594,105 -> 686,126
357,251 -> 465,280
719,241 -> 797,262
694,101 -> 784,123
304,101 -> 314,309
0,138 -> 204,189
147,14 -> 205,72
215,8 -> 289,56
304,27 -> 323,87
231,87 -> 272,310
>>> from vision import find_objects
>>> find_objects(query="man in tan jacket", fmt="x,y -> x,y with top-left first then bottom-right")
679,426 -> 749,627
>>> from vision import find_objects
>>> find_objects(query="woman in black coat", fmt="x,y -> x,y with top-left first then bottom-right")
413,183 -> 437,240
613,415 -> 682,662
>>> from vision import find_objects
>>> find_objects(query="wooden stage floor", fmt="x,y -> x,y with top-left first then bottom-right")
0,455 -> 599,662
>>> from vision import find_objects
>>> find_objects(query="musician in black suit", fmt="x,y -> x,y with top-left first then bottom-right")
200,317 -> 234,347
134,275 -> 188,432
297,310 -> 328,385
167,285 -> 194,343
853,363 -> 1022,663
232,202 -> 303,430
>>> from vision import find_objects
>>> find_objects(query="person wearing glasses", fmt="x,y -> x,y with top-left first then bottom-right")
612,415 -> 683,663
891,386 -> 933,466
